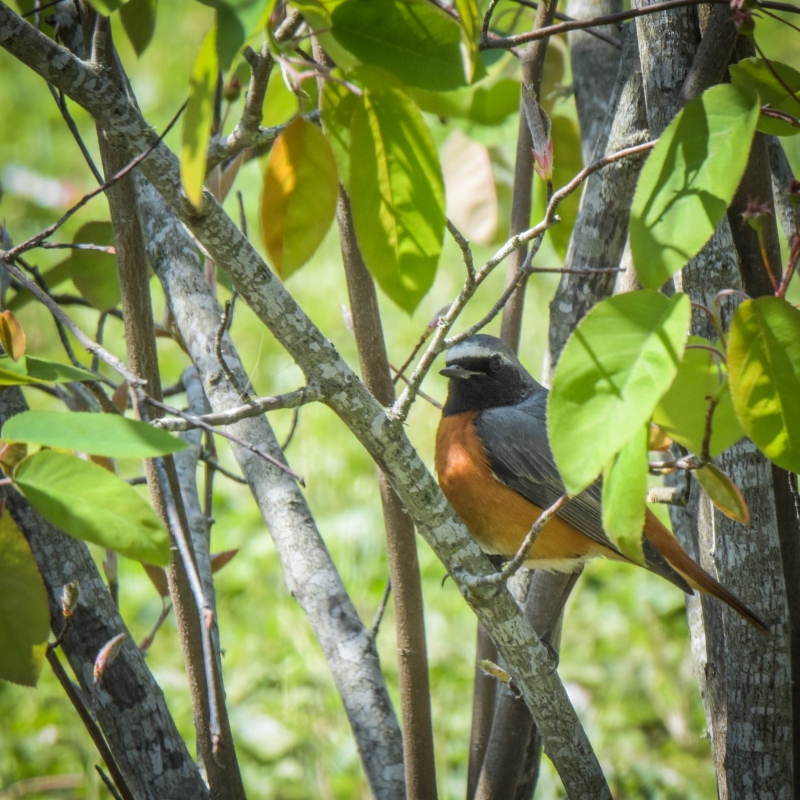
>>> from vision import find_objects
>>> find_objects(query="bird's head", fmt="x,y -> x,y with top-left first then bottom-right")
440,334 -> 539,416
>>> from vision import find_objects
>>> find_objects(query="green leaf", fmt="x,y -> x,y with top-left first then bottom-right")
320,79 -> 358,188
181,29 -> 218,208
2,411 -> 188,458
410,78 -> 520,126
259,117 -> 339,278
216,2 -> 246,71
89,0 -> 127,13
120,0 -> 157,56
730,57 -> 800,137
602,424 -> 648,562
14,451 -> 171,566
531,114 -> 582,259
290,0 -> 359,70
548,290 -> 691,494
349,88 -> 445,313
631,84 -> 760,289
695,464 -> 750,525
0,513 -> 49,687
69,221 -> 120,311
653,336 -> 744,457
454,0 -> 481,84
727,297 -> 800,472
262,69 -> 299,126
0,356 -> 96,386
331,0 -> 466,91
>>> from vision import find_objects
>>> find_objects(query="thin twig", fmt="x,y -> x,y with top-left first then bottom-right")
214,293 -> 253,400
370,579 -> 392,637
21,0 -> 62,16
761,106 -> 800,131
200,450 -> 248,484
460,494 -> 570,589
505,0 -> 622,46
1,101 -> 186,262
139,601 -> 173,653
482,0 -> 503,38
752,40 -> 800,109
46,649 -> 136,800
146,396 -> 306,485
481,0 -> 729,48
37,242 -> 116,253
281,407 -> 300,450
47,84 -> 104,184
389,365 -> 443,410
94,765 -> 124,800
149,452 -> 222,753
153,384 -> 320,431
447,219 -> 476,284
0,258 -> 142,386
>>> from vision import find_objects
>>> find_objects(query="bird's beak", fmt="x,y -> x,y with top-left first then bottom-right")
440,365 -> 479,380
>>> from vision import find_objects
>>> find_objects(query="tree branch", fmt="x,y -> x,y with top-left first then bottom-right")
153,384 -> 320,431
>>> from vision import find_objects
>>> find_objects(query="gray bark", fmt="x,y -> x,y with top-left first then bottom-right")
0,11 -> 612,795
635,6 -> 794,796
135,177 -> 406,800
567,0 -> 623,166
0,386 -> 209,800
767,136 -> 800,242
546,24 -> 649,368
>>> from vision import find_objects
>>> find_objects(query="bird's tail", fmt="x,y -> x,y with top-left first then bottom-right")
643,509 -> 770,634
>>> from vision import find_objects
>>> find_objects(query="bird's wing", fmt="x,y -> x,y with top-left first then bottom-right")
474,391 -> 693,593
474,392 -> 622,555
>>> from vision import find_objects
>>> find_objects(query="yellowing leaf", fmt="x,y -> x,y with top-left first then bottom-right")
260,117 -> 339,278
181,30 -> 218,209
695,464 -> 750,525
0,513 -> 49,687
0,311 -> 25,361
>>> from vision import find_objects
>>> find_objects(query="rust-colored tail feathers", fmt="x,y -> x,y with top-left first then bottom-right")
643,510 -> 769,634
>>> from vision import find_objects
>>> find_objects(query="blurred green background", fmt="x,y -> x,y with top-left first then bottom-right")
1,2 -> 798,798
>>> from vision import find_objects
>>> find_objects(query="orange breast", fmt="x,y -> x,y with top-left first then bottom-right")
435,412 -> 612,568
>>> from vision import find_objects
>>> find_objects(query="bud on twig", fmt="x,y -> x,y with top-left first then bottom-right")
92,633 -> 126,718
62,581 -> 80,619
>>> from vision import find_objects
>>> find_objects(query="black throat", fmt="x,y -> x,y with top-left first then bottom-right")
442,372 -> 537,417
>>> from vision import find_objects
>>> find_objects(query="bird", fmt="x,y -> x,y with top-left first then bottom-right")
435,333 -> 769,634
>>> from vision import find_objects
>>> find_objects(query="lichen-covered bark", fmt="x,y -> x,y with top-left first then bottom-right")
566,0 -> 622,166
634,6 -> 794,795
0,11 -> 611,795
546,24 -> 649,367
136,178 -> 406,800
0,387 -> 209,800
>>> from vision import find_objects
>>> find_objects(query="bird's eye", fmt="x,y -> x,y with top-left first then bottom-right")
489,355 -> 503,373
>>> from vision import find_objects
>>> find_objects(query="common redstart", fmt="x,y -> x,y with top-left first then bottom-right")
435,334 -> 768,633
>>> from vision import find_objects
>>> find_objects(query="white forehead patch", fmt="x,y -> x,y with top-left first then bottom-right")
447,339 -> 513,364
